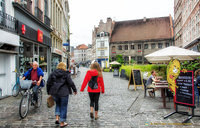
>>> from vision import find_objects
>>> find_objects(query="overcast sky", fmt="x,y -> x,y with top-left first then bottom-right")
69,0 -> 174,47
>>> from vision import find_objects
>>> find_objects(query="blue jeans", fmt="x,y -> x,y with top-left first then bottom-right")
53,96 -> 69,122
32,85 -> 40,102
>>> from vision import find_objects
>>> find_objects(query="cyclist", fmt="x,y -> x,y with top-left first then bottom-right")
22,61 -> 44,107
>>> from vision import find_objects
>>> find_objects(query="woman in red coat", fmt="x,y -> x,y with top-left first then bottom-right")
80,62 -> 105,120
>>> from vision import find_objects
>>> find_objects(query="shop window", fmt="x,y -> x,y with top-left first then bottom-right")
112,57 -> 115,61
158,43 -> 163,48
151,43 -> 156,49
124,56 -> 129,63
118,45 -> 122,50
137,56 -> 142,61
144,44 -> 148,49
125,45 -> 128,50
131,45 -> 134,50
131,56 -> 135,61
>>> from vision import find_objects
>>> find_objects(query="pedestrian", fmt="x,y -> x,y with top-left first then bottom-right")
195,69 -> 200,86
47,62 -> 77,127
146,70 -> 160,97
22,61 -> 44,107
80,62 -> 105,120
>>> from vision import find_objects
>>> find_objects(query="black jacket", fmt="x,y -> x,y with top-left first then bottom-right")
47,69 -> 77,97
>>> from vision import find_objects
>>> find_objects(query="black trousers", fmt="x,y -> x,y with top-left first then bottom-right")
88,92 -> 100,111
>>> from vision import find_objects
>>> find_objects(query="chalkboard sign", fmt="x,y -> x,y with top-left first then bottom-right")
175,71 -> 194,107
128,69 -> 144,90
113,69 -> 119,76
133,70 -> 143,85
120,69 -> 126,78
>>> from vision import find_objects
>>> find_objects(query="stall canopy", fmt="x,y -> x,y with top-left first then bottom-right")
145,46 -> 200,63
110,61 -> 121,65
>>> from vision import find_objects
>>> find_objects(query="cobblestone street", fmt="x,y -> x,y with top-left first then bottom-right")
1,67 -> 200,128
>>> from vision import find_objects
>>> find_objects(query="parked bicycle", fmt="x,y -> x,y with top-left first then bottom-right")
19,80 -> 42,119
12,72 -> 23,97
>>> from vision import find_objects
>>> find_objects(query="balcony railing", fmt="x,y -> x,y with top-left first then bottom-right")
44,15 -> 50,27
0,10 -> 17,32
35,7 -> 43,21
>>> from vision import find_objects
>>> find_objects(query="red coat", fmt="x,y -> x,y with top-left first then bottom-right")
80,69 -> 105,93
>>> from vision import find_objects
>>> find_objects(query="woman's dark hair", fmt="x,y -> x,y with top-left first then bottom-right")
151,70 -> 155,74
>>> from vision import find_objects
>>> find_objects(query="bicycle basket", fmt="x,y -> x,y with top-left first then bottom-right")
20,80 -> 32,89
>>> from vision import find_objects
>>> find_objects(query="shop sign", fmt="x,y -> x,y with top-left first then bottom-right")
21,24 -> 26,35
37,29 -> 43,43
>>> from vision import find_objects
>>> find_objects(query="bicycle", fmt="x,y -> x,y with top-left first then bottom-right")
19,80 -> 42,119
12,72 -> 23,97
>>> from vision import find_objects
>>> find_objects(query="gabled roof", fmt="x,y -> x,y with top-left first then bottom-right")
111,16 -> 173,42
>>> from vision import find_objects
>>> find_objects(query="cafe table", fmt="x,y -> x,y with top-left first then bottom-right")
154,80 -> 169,109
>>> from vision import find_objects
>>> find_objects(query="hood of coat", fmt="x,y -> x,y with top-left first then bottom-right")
88,69 -> 98,76
53,69 -> 68,78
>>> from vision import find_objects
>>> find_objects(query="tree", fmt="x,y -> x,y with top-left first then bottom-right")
130,59 -> 136,64
116,54 -> 124,64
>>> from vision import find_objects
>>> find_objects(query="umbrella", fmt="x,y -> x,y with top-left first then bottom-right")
110,61 -> 121,65
145,46 -> 200,63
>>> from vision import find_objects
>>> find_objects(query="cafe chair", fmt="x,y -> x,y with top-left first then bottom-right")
144,79 -> 155,97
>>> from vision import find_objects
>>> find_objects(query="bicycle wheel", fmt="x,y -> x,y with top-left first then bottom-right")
12,84 -> 20,97
37,89 -> 42,107
19,94 -> 30,119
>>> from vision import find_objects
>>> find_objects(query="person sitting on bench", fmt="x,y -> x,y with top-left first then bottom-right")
146,70 -> 160,97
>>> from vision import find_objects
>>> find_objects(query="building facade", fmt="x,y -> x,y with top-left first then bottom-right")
92,18 -> 114,62
13,0 -> 52,81
174,0 -> 200,52
0,0 -> 20,97
110,16 -> 174,64
96,32 -> 110,68
74,44 -> 88,64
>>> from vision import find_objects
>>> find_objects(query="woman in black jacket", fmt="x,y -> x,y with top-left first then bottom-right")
47,62 -> 77,127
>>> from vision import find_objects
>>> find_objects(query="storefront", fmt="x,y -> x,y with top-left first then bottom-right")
13,3 -> 52,79
51,48 -> 62,72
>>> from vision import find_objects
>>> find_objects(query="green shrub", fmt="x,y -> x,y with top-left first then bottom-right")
103,68 -> 114,72
119,64 -> 167,79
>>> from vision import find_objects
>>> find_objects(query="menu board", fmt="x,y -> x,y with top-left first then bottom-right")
175,71 -> 194,106
133,70 -> 143,85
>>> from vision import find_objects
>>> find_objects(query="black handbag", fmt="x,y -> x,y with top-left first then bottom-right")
88,76 -> 98,89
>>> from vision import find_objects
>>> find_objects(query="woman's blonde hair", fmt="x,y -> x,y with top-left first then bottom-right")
195,69 -> 200,78
57,62 -> 66,71
90,62 -> 102,77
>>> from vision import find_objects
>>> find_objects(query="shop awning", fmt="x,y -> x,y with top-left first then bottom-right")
0,29 -> 20,46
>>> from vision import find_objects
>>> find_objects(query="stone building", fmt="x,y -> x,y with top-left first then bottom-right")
74,44 -> 88,64
174,0 -> 200,52
110,16 -> 174,64
92,18 -> 114,61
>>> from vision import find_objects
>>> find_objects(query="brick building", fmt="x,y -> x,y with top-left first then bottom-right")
174,0 -> 200,52
110,16 -> 174,64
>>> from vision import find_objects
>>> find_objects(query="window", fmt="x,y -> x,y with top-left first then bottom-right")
0,0 -> 5,12
165,42 -> 170,47
100,32 -> 104,37
137,56 -> 142,60
118,45 -> 122,50
131,56 -> 135,60
96,33 -> 100,37
111,46 -> 116,52
131,45 -> 134,49
44,0 -> 48,15
100,41 -> 104,47
138,44 -> 141,49
125,45 -> 128,50
112,57 -> 115,61
158,43 -> 163,48
151,43 -> 156,49
124,56 -> 129,62
144,44 -> 148,49
100,50 -> 104,56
